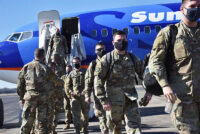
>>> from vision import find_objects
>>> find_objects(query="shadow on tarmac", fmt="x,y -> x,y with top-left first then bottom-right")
2,123 -> 20,129
140,106 -> 166,117
142,132 -> 178,134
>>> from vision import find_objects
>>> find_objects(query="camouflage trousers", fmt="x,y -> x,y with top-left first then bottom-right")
94,106 -> 109,134
106,98 -> 141,134
51,54 -> 66,76
20,100 -> 48,134
47,100 -> 55,133
70,96 -> 90,131
171,98 -> 200,134
64,97 -> 71,124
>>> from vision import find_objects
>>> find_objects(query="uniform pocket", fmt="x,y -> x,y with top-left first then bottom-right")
174,37 -> 188,59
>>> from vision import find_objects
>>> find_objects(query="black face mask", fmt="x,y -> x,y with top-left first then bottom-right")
184,7 -> 200,22
74,63 -> 80,69
66,70 -> 71,74
96,48 -> 106,57
114,40 -> 128,51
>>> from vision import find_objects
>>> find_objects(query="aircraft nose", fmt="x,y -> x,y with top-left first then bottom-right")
0,41 -> 23,69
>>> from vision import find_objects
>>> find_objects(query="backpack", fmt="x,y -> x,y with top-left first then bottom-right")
142,24 -> 178,96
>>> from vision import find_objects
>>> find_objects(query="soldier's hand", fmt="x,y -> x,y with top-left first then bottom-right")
144,92 -> 152,102
71,92 -> 75,98
163,86 -> 177,103
103,103 -> 112,111
85,97 -> 91,104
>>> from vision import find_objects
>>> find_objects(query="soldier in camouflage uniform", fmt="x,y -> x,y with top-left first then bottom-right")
65,57 -> 90,134
17,48 -> 63,134
48,62 -> 64,134
149,0 -> 200,133
94,31 -> 143,134
61,65 -> 72,130
49,28 -> 68,77
83,42 -> 109,134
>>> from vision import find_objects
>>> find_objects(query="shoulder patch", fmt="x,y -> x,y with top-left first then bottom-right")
94,62 -> 101,73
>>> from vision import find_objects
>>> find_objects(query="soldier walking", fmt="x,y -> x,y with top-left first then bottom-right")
61,65 -> 72,130
17,48 -> 63,134
94,31 -> 144,134
83,42 -> 109,134
149,0 -> 200,133
65,57 -> 90,134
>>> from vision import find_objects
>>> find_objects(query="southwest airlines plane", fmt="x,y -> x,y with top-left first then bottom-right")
0,2 -> 183,84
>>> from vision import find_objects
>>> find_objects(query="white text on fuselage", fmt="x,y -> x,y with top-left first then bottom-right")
131,11 -> 182,23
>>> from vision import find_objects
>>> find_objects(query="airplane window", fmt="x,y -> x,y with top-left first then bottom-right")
20,31 -> 33,41
155,25 -> 162,33
133,27 -> 140,35
123,28 -> 129,35
8,33 -> 21,42
4,35 -> 11,41
91,30 -> 97,37
144,26 -> 151,34
101,29 -> 108,37
112,28 -> 118,35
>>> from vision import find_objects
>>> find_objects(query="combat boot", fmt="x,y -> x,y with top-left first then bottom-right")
83,127 -> 88,134
52,126 -> 57,134
75,129 -> 80,134
63,123 -> 70,130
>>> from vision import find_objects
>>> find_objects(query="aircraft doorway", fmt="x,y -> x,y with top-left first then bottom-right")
62,17 -> 79,54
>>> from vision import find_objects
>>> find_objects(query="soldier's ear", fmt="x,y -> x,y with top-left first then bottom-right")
180,5 -> 184,13
112,41 -> 115,46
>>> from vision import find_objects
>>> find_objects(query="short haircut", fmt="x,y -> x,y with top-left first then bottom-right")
113,30 -> 127,39
66,64 -> 72,68
34,48 -> 45,59
182,0 -> 197,5
95,41 -> 104,48
73,56 -> 81,62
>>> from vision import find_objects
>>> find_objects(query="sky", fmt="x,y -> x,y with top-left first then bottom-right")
0,0 -> 180,88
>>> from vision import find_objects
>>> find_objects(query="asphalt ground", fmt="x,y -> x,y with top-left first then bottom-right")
0,86 -> 178,134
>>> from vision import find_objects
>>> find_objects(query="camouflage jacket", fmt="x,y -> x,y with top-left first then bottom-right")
83,58 -> 103,110
65,68 -> 86,98
17,59 -> 63,101
49,34 -> 68,55
84,59 -> 99,98
149,21 -> 200,100
94,50 -> 143,105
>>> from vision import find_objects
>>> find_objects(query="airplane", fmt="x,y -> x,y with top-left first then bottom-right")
0,2 -> 185,85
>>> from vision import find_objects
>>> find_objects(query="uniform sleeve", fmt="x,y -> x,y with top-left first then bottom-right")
65,74 -> 73,99
48,68 -> 64,87
17,67 -> 26,100
134,55 -> 144,80
94,56 -> 109,105
83,62 -> 94,98
149,27 -> 170,88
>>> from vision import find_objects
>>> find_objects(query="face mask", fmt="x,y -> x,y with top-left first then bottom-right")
74,63 -> 80,69
114,40 -> 128,51
66,70 -> 71,74
96,49 -> 106,57
184,7 -> 200,22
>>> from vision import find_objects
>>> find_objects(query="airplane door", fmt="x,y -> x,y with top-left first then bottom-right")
38,10 -> 60,63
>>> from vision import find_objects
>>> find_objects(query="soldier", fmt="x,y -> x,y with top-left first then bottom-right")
94,31 -> 143,134
149,0 -> 200,133
65,57 -> 90,134
48,62 -> 63,134
83,42 -> 109,134
61,65 -> 72,130
17,48 -> 63,134
49,28 -> 68,77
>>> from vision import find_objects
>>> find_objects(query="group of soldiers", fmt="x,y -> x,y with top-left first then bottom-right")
17,0 -> 200,134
